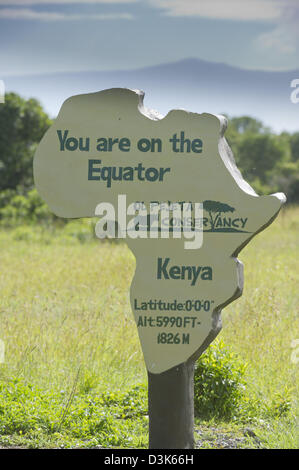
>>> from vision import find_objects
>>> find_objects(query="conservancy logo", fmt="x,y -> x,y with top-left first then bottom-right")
137,200 -> 250,234
202,200 -> 249,233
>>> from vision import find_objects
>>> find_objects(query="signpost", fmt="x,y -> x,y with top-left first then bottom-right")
34,88 -> 286,449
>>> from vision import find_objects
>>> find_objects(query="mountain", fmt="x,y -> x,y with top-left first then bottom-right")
3,58 -> 299,133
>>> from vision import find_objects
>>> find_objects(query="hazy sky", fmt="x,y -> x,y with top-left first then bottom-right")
1,0 -> 299,76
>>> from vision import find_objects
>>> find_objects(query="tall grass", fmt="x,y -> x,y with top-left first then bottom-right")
222,206 -> 298,410
0,235 -> 144,392
0,205 -> 298,447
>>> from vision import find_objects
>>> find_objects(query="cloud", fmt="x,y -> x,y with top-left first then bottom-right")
254,1 -> 299,55
147,0 -> 284,22
255,26 -> 296,55
0,7 -> 133,20
148,0 -> 299,56
0,0 -> 137,4
0,0 -> 137,21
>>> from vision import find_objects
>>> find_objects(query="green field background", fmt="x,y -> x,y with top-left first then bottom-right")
0,206 -> 298,448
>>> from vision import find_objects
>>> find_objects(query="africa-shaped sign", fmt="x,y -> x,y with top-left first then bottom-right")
34,88 -> 286,373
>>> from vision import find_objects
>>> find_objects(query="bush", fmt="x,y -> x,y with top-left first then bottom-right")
60,219 -> 95,243
0,188 -> 58,226
0,378 -> 148,448
194,340 -> 247,421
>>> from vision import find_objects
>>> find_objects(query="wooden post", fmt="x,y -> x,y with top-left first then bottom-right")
148,361 -> 195,449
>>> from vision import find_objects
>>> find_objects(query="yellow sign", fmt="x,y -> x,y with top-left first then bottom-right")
34,88 -> 286,373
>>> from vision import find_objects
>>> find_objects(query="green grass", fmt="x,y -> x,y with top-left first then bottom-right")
0,206 -> 298,448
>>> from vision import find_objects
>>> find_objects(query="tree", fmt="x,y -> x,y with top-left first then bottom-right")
235,133 -> 290,184
289,132 -> 299,163
0,93 -> 51,191
229,116 -> 268,134
203,200 -> 235,231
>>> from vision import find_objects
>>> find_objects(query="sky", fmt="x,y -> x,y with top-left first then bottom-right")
0,0 -> 299,77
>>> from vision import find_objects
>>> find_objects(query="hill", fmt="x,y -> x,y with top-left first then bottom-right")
3,58 -> 299,132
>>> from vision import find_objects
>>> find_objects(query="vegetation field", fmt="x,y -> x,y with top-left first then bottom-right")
0,206 -> 298,449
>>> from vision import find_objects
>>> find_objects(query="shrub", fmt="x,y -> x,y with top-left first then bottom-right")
60,219 -> 95,243
194,340 -> 247,421
0,188 -> 58,226
0,378 -> 148,448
